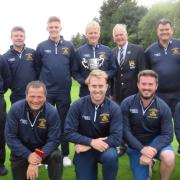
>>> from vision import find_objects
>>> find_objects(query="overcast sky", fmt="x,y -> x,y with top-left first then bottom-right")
0,0 -> 169,53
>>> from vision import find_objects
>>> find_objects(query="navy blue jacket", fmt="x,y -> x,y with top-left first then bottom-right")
5,100 -> 61,160
35,37 -> 76,103
73,43 -> 117,97
65,96 -> 122,147
0,55 -> 11,97
3,46 -> 37,102
121,94 -> 173,151
145,39 -> 180,93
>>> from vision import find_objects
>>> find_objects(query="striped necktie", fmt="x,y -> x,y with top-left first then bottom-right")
118,48 -> 124,66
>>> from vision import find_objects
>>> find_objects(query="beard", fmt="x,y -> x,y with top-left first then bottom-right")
139,91 -> 155,100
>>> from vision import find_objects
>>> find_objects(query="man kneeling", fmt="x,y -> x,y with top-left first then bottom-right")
121,70 -> 175,180
65,70 -> 123,180
5,81 -> 63,180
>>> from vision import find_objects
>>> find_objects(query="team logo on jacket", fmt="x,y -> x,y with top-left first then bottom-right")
20,119 -> 28,125
130,108 -> 138,113
82,115 -> 91,121
154,53 -> 161,57
99,113 -> 110,124
147,108 -> 158,119
8,57 -> 16,62
129,60 -> 136,69
99,52 -> 106,61
38,118 -> 47,128
83,54 -> 90,58
44,49 -> 52,53
25,53 -> 33,61
62,47 -> 69,55
172,47 -> 180,55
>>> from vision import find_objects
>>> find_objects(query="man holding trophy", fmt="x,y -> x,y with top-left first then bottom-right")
73,20 -> 117,97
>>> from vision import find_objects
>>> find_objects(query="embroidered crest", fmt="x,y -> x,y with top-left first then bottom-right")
62,47 -> 69,55
99,113 -> 110,124
147,108 -> 158,119
99,52 -> 106,61
38,118 -> 47,128
25,53 -> 33,61
172,47 -> 180,55
129,60 -> 136,69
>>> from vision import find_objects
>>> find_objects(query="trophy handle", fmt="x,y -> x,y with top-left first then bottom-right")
82,58 -> 89,69
98,57 -> 104,67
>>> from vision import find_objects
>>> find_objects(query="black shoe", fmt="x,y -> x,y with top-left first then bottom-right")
116,144 -> 127,157
0,165 -> 8,176
177,146 -> 180,156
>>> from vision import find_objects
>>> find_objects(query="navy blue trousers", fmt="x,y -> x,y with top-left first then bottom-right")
74,147 -> 119,180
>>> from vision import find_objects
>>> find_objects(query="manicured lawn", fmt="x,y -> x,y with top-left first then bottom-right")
3,80 -> 180,179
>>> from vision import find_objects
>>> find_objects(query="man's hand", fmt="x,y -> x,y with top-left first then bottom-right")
140,155 -> 153,166
28,152 -> 42,165
26,164 -> 39,180
75,144 -> 91,154
140,146 -> 157,159
90,137 -> 109,152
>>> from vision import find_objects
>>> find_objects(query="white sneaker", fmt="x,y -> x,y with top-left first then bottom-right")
63,156 -> 72,167
38,163 -> 48,169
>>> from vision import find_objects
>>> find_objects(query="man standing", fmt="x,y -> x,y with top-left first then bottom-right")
65,69 -> 122,180
121,70 -> 175,180
112,24 -> 146,103
0,55 -> 11,176
5,81 -> 62,180
145,18 -> 180,115
73,20 -> 116,97
3,26 -> 37,103
35,16 -> 76,166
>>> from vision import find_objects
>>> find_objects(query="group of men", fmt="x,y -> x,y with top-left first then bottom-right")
0,16 -> 180,180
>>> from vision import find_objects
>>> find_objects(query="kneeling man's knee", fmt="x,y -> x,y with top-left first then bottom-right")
102,148 -> 118,163
160,150 -> 175,167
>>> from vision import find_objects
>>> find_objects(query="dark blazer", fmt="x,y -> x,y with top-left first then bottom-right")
112,42 -> 146,102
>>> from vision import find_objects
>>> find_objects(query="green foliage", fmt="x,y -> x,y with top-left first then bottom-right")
71,0 -> 180,50
99,0 -> 147,47
138,1 -> 178,48
172,1 -> 180,38
112,1 -> 147,44
71,33 -> 86,49
71,79 -> 80,102
99,0 -> 124,47
71,0 -> 147,48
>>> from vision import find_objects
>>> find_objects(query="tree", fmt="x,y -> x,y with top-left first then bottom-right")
112,1 -> 147,44
71,0 -> 147,49
172,1 -> 180,37
99,0 -> 125,47
138,2 -> 177,48
99,0 -> 147,47
71,33 -> 86,49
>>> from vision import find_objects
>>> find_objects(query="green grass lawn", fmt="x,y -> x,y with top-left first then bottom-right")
3,80 -> 180,180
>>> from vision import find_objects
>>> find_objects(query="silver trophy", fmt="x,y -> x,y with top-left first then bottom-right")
82,58 -> 104,71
